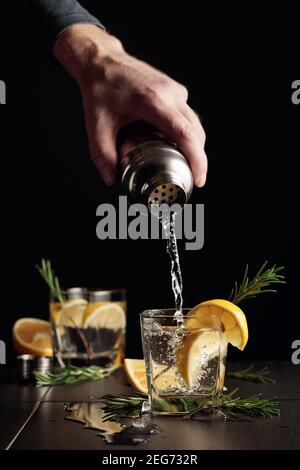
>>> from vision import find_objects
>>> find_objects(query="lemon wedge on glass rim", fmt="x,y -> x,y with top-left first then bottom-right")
186,299 -> 248,350
176,299 -> 248,387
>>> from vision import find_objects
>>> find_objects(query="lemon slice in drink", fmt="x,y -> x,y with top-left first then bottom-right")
186,299 -> 248,350
176,299 -> 248,387
152,363 -> 178,391
56,299 -> 88,327
176,330 -> 222,388
217,363 -> 226,391
124,359 -> 148,395
83,302 -> 125,329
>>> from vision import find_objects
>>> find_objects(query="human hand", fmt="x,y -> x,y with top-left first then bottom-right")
53,24 -> 207,187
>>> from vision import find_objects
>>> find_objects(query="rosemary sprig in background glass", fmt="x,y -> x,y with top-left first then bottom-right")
35,258 -> 66,303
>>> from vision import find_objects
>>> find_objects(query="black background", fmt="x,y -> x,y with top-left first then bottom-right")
0,1 -> 298,362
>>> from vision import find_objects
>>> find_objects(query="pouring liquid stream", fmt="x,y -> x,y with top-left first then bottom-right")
161,211 -> 184,324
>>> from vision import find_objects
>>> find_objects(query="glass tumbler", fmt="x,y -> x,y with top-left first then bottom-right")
50,287 -> 126,366
140,309 -> 227,417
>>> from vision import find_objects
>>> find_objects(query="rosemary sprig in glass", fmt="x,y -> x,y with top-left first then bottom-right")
101,388 -> 279,421
229,261 -> 285,305
35,258 -> 66,303
34,365 -> 117,387
227,365 -> 276,384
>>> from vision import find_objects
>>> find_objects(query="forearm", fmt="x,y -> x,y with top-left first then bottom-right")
53,24 -> 123,83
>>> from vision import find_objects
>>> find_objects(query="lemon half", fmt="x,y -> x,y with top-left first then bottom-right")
13,318 -> 53,357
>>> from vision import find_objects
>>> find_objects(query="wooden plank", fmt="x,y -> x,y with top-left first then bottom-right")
0,402 -> 39,450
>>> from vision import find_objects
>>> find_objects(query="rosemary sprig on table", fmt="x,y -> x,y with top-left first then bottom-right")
229,261 -> 285,305
101,389 -> 280,421
216,388 -> 279,418
227,365 -> 276,384
188,388 -> 279,419
35,258 -> 66,303
34,365 -> 117,387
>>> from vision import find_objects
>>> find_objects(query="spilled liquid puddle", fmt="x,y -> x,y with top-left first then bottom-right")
65,402 -> 160,445
65,402 -> 123,434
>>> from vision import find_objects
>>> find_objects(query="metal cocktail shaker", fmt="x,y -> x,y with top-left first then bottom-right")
120,123 -> 193,210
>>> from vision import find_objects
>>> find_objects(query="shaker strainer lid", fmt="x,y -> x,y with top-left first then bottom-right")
148,183 -> 186,207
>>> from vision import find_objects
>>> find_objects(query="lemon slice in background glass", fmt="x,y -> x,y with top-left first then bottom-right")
55,299 -> 88,328
83,302 -> 126,330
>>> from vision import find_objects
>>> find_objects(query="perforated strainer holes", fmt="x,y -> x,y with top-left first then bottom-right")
148,183 -> 186,207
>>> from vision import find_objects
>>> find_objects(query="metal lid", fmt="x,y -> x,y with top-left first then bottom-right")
17,355 -> 53,383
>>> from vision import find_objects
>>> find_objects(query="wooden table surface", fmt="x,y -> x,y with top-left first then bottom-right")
0,361 -> 299,450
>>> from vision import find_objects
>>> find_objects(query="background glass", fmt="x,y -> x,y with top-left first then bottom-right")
140,309 -> 227,416
50,288 -> 126,366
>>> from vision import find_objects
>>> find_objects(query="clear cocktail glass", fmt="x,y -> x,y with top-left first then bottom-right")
140,308 -> 227,418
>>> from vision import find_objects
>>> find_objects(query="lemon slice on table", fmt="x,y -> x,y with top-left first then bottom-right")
83,302 -> 126,329
56,299 -> 88,327
124,359 -> 148,395
124,359 -> 178,395
187,299 -> 248,350
13,318 -> 53,357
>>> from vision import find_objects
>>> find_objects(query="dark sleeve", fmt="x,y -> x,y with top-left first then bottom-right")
2,1 -> 105,51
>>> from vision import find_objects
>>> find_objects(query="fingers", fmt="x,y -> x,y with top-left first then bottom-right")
87,112 -> 119,185
143,100 -> 207,187
180,105 -> 207,187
